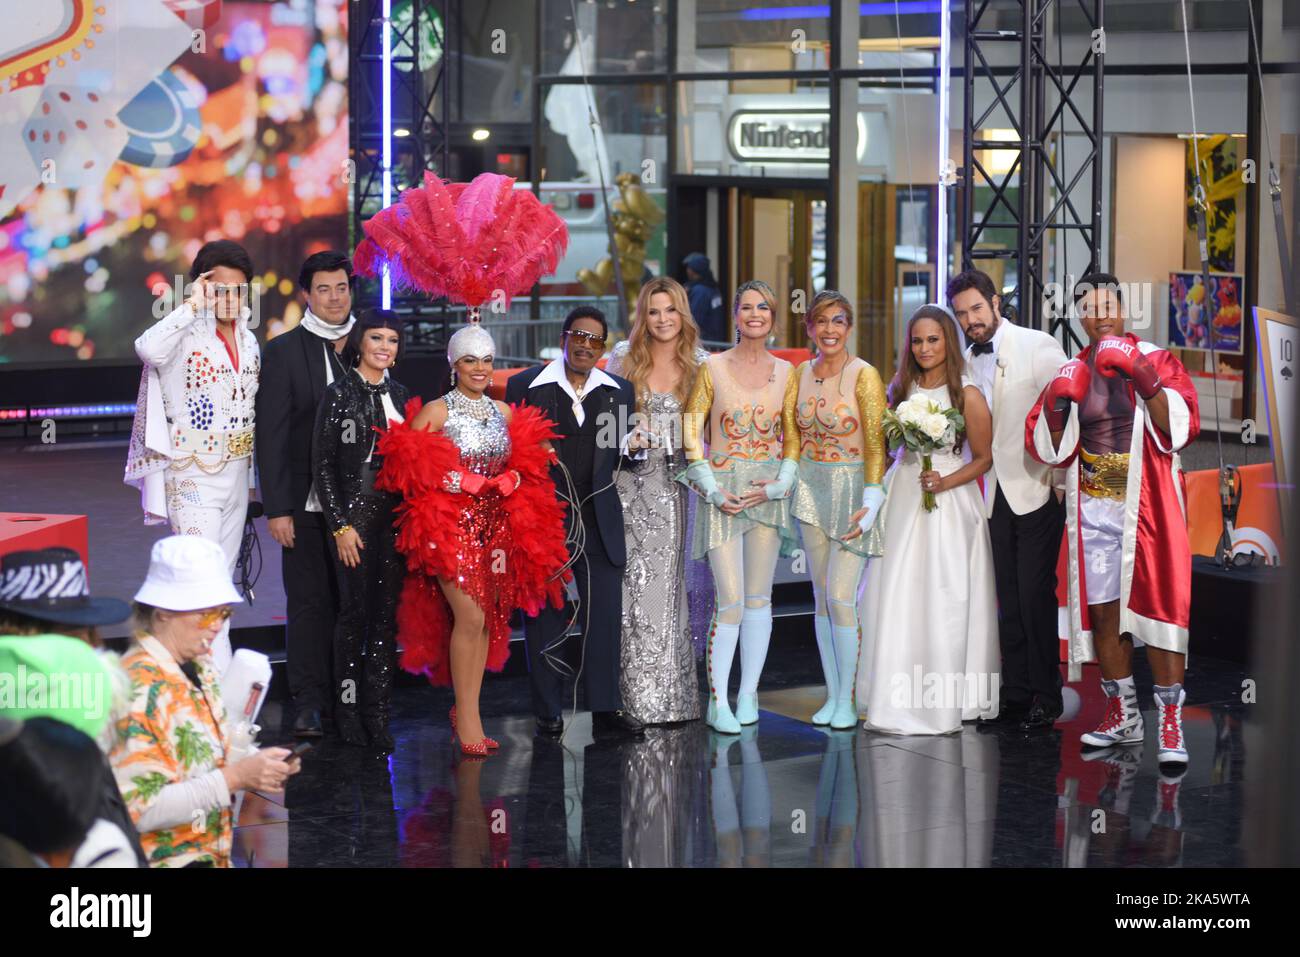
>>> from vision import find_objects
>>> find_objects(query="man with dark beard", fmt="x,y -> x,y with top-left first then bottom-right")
947,269 -> 1068,731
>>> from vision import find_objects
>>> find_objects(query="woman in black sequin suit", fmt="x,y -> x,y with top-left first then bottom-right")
312,309 -> 411,749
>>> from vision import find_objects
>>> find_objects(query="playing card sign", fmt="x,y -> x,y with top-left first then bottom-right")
1254,307 -> 1296,525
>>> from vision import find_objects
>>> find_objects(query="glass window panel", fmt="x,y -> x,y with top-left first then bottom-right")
540,0 -> 668,75
680,0 -> 830,73
950,1 -> 1248,68
675,78 -> 833,179
859,2 -> 941,71
456,0 -> 536,124
538,81 -> 668,333
1286,0 -> 1300,31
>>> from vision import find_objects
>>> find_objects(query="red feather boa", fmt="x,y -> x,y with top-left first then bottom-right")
376,399 -> 570,685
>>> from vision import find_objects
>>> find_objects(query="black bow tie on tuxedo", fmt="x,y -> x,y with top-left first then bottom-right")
970,341 -> 994,356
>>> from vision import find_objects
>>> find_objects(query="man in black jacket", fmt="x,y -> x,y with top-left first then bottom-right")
683,252 -> 725,343
256,251 -> 356,737
504,307 -> 649,740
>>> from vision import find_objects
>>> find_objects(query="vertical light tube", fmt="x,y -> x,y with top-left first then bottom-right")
381,0 -> 393,308
936,0 -> 951,294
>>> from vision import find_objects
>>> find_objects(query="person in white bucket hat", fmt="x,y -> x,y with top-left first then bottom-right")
108,536 -> 299,868
133,534 -> 245,618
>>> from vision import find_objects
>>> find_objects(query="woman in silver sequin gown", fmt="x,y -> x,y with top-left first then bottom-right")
606,278 -> 709,725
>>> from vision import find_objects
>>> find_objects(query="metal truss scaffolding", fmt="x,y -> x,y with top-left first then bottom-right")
961,0 -> 1104,350
348,0 -> 451,351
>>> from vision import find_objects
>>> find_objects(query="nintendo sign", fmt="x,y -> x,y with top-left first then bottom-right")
726,110 -> 868,164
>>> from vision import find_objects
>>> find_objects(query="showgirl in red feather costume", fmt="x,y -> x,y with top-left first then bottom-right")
356,171 -> 571,756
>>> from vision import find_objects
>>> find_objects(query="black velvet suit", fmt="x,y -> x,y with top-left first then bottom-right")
504,364 -> 639,718
255,325 -> 347,715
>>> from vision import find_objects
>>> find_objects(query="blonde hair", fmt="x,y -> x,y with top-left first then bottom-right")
623,277 -> 703,408
130,601 -> 159,640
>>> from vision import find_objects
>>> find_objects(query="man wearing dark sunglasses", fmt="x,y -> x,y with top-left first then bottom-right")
505,306 -> 651,740
128,240 -> 260,677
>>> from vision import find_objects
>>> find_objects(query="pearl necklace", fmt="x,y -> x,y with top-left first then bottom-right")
448,387 -> 493,422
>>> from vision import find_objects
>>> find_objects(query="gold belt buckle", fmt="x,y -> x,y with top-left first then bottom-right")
225,430 -> 254,458
1080,448 -> 1129,500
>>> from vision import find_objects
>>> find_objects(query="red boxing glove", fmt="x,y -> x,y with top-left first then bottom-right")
1094,335 -> 1162,399
490,470 -> 520,498
1043,360 -> 1091,432
459,472 -> 488,496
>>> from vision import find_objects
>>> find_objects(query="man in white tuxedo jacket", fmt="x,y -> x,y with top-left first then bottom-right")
948,270 -> 1068,730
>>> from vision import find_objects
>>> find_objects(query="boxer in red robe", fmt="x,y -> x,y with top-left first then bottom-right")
1025,273 -> 1200,768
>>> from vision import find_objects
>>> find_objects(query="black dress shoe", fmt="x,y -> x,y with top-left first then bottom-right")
978,705 -> 1029,727
535,715 -> 563,736
1018,701 -> 1062,731
591,710 -> 645,738
293,707 -> 324,738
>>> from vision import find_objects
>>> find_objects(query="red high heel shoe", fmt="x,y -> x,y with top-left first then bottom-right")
450,705 -> 499,750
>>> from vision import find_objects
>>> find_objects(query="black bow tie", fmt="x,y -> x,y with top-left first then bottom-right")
361,377 -> 389,397
970,341 -> 994,356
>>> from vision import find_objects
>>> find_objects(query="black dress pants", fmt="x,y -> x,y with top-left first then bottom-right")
988,486 -> 1066,714
523,502 -> 624,718
283,511 -> 340,714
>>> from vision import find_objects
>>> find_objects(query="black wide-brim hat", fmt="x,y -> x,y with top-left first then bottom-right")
0,547 -> 130,628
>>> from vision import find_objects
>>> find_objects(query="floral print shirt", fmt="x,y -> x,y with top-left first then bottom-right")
110,636 -> 232,868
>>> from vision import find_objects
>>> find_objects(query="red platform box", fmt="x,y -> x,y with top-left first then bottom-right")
0,513 -> 89,567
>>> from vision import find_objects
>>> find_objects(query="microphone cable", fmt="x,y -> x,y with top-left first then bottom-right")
236,500 -> 264,603
542,447 -> 633,744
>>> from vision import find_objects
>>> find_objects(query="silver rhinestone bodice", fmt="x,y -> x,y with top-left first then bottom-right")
441,388 -> 511,476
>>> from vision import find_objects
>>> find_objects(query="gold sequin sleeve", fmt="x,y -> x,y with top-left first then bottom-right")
682,359 -> 714,463
781,362 -> 801,461
856,362 -> 887,484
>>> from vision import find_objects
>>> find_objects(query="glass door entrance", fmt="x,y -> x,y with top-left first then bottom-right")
734,187 -> 826,347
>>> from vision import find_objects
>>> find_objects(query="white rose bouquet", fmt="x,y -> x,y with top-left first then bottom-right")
882,393 -> 965,511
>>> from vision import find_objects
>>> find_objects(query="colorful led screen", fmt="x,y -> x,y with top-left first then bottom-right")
0,0 -> 350,364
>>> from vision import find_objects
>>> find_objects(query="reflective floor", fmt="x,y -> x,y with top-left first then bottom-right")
234,650 -> 1252,868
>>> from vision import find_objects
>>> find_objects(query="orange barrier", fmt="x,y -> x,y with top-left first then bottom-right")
772,348 -> 814,366
1184,461 -> 1285,563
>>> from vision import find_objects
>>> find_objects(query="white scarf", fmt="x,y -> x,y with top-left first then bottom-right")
299,307 -> 355,341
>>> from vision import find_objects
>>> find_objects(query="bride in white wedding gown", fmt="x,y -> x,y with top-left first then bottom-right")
854,305 -> 1000,735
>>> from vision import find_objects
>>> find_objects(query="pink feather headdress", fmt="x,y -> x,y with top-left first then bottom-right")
353,171 -> 569,311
